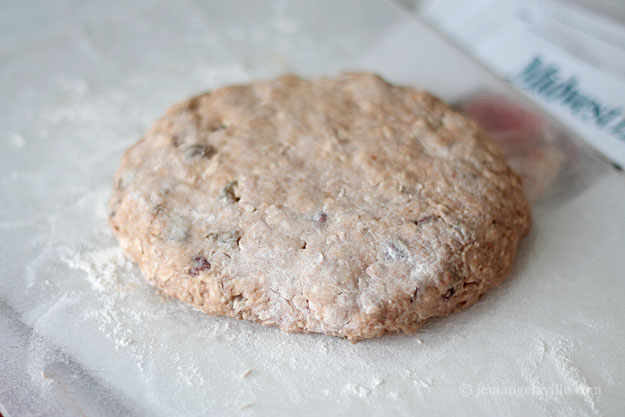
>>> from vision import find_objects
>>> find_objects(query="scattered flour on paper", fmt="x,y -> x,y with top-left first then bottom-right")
13,69 -> 606,414
342,382 -> 370,398
11,26 -> 604,416
546,338 -> 600,412
2,1 -> 617,415
8,132 -> 26,148
50,219 -> 603,416
63,246 -> 131,294
61,245 -> 147,367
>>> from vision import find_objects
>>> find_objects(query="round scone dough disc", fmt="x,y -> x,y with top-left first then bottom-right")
109,73 -> 530,342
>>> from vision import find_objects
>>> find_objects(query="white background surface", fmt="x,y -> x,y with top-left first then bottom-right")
1,1 -> 624,416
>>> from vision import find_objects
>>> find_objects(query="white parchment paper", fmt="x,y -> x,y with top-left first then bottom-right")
1,1 -> 624,416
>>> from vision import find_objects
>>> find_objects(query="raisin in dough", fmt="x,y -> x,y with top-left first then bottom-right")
109,73 -> 531,342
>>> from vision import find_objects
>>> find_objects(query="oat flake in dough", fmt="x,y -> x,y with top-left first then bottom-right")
109,73 -> 531,342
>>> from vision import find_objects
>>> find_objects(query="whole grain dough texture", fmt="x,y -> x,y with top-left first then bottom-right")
109,73 -> 531,342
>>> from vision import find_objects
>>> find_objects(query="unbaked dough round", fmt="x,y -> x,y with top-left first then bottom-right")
109,73 -> 530,341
